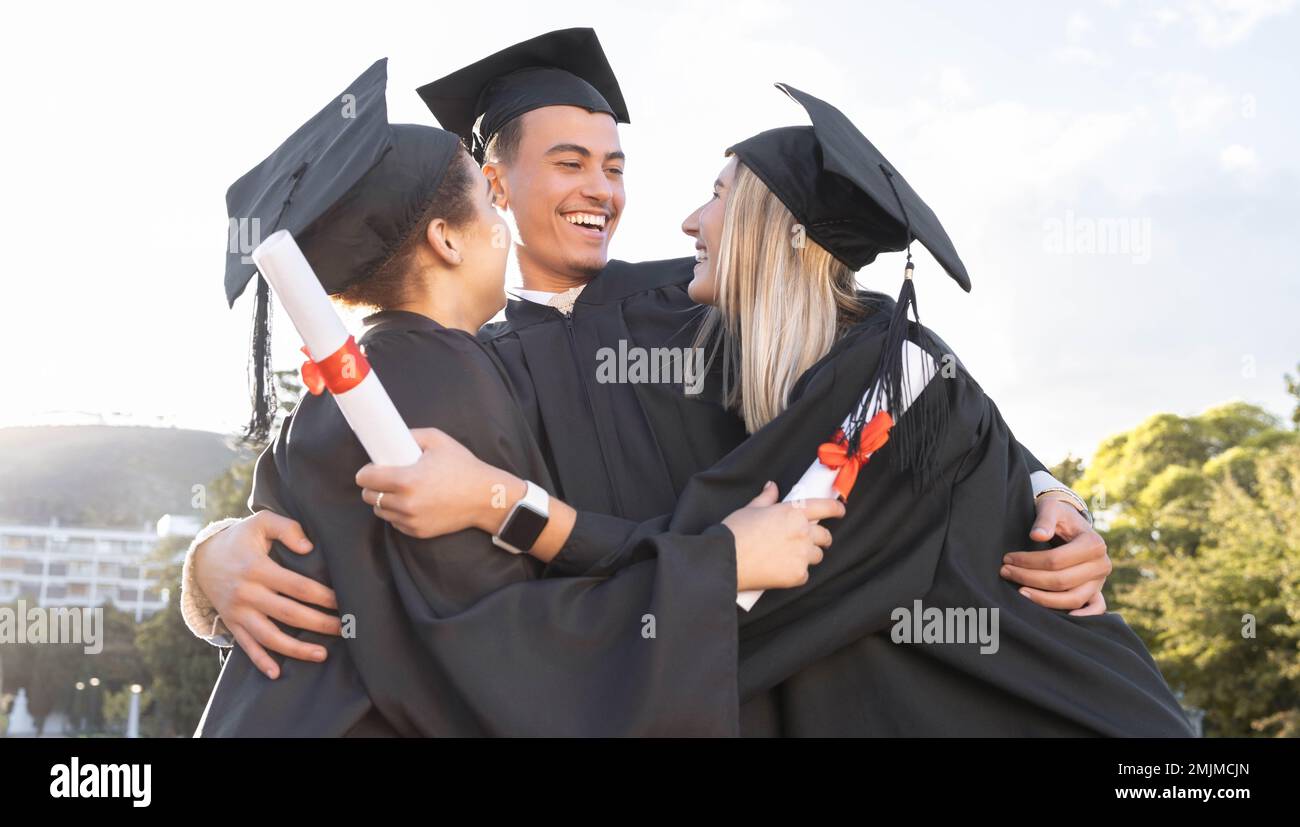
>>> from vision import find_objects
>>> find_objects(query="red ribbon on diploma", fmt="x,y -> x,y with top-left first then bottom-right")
817,410 -> 894,500
300,336 -> 370,396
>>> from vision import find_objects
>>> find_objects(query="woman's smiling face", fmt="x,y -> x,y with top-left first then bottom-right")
681,156 -> 739,306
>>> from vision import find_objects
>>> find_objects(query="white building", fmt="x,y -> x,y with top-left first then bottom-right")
0,516 -> 194,620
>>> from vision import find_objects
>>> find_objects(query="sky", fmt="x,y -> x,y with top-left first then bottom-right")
1,0 -> 1297,464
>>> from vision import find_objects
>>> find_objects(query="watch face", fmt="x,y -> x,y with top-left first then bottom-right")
501,504 -> 548,552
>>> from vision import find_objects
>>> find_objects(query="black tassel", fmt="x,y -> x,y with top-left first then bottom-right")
842,166 -> 952,492
242,273 -> 277,446
240,163 -> 308,446
844,263 -> 948,492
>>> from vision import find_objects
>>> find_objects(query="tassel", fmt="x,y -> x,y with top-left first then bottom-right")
240,163 -> 308,445
242,273 -> 277,445
842,167 -> 951,491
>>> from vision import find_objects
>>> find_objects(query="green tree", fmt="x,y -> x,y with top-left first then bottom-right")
1286,362 -> 1300,430
134,557 -> 221,737
1120,443 -> 1300,735
1076,389 -> 1300,736
1049,453 -> 1085,488
1079,403 -> 1287,567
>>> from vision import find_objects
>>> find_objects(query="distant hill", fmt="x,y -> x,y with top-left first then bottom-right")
0,426 -> 243,530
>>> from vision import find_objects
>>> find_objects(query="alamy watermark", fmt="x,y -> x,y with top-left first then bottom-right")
228,216 -> 261,265
596,339 -> 706,396
1043,210 -> 1152,264
50,758 -> 150,807
890,599 -> 1000,654
0,601 -> 103,655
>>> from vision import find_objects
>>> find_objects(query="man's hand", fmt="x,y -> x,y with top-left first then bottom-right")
1000,495 -> 1111,616
193,511 -> 341,678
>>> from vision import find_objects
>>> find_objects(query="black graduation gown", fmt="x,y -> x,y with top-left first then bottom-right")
480,257 -> 750,521
195,310 -> 740,737
653,314 -> 1195,737
480,261 -> 1148,733
482,261 -> 1057,524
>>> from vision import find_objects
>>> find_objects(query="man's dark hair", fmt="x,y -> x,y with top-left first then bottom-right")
483,115 -> 525,167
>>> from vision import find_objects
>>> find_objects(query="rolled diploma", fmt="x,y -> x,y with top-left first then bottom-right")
250,229 -> 422,467
736,339 -> 940,611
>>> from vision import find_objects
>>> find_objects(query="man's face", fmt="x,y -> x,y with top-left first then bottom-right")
487,106 -> 626,280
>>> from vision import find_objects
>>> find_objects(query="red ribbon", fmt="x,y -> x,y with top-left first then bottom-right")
300,335 -> 370,396
816,410 -> 894,500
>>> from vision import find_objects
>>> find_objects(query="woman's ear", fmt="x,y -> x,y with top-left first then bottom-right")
482,163 -> 509,210
424,217 -> 463,267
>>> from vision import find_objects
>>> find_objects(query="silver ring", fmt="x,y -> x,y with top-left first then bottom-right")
375,492 -> 385,512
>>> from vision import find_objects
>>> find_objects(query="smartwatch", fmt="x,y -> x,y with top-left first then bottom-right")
492,480 -> 550,555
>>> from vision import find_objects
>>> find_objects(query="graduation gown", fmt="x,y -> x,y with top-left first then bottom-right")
653,311 -> 1195,737
195,310 -> 740,737
481,257 -> 750,521
482,259 -> 1058,523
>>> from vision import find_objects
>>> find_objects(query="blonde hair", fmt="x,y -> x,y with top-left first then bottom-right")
694,162 -> 867,433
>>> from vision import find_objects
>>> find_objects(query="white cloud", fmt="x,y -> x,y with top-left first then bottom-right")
1153,6 -> 1186,25
1185,0 -> 1296,47
1158,71 -> 1235,131
1127,1 -> 1292,48
1067,10 -> 1095,41
1053,45 -> 1114,66
1128,22 -> 1158,46
1220,143 -> 1259,171
937,66 -> 975,104
860,98 -> 1141,236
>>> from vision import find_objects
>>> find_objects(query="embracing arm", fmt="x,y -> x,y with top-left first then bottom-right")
358,423 -> 1112,614
1003,437 -> 1110,615
355,427 -> 838,591
179,517 -> 242,646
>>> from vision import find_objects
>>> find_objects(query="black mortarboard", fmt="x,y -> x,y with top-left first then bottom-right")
225,57 -> 462,305
727,83 -> 970,291
224,57 -> 463,441
728,84 -> 975,487
416,28 -> 630,163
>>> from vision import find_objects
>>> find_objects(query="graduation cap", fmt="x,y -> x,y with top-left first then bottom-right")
727,83 -> 974,487
726,83 -> 970,291
224,57 -> 463,440
416,28 -> 630,163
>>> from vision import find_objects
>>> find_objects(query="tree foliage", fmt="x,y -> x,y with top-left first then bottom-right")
1073,394 -> 1300,736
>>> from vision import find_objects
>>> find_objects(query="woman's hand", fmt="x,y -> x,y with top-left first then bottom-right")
724,481 -> 844,592
356,427 -> 523,539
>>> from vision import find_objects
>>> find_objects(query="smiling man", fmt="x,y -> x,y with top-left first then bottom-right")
415,31 -> 748,521
180,30 -> 1112,728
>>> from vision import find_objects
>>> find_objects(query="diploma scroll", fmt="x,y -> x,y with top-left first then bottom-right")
251,229 -> 422,467
736,340 -> 940,611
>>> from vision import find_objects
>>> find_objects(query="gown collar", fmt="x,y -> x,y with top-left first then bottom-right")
496,256 -> 697,332
360,309 -> 450,341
